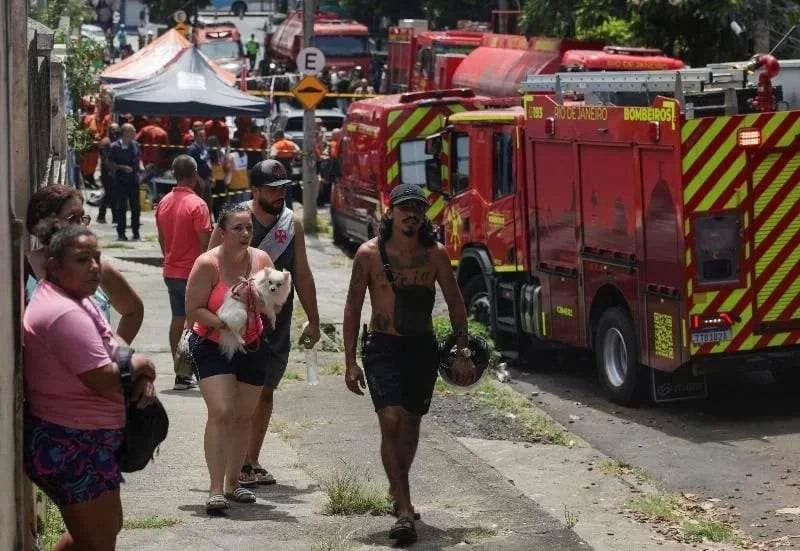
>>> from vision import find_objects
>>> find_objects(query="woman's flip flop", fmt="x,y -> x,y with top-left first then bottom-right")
205,494 -> 229,513
253,466 -> 277,485
225,486 -> 256,503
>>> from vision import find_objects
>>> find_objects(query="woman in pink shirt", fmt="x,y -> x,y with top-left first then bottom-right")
23,225 -> 157,551
185,203 -> 274,512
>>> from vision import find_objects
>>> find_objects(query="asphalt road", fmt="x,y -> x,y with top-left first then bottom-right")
507,353 -> 800,544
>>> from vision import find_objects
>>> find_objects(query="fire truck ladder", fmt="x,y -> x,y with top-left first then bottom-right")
520,68 -> 755,117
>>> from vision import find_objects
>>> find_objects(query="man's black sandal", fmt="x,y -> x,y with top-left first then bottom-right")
389,516 -> 417,544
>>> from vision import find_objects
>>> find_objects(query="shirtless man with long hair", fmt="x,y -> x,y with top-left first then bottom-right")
343,183 -> 475,544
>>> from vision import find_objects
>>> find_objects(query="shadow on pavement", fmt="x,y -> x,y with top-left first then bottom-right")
253,483 -> 322,505
357,521 -> 510,549
160,388 -> 204,398
178,502 -> 301,523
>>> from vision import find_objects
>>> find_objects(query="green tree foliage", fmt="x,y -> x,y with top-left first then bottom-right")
33,0 -> 92,30
64,38 -> 105,109
522,0 -> 800,66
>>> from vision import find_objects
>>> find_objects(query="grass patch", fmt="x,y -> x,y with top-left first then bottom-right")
270,420 -> 296,440
473,378 -> 572,446
283,370 -> 305,381
43,499 -> 66,550
628,492 -> 681,522
103,242 -> 135,249
563,505 -> 579,528
462,526 -> 498,544
599,458 -> 651,483
323,362 -> 345,376
433,376 -> 453,396
312,524 -> 358,551
315,215 -> 333,237
323,463 -> 392,516
143,234 -> 159,243
683,519 -> 735,543
123,516 -> 182,530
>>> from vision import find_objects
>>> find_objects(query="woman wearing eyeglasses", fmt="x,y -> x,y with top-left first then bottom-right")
25,185 -> 144,344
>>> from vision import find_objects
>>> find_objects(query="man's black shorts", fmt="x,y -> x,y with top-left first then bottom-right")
361,331 -> 439,416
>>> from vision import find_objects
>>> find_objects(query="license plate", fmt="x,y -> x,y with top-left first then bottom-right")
691,328 -> 732,344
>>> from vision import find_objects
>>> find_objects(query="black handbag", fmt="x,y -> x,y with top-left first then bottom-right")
117,348 -> 169,473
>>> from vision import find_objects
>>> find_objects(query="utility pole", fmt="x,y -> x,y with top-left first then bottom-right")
753,0 -> 771,53
301,0 -> 317,232
497,0 -> 508,34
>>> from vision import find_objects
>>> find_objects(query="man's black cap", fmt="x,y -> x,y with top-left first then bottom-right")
250,159 -> 292,187
389,183 -> 428,207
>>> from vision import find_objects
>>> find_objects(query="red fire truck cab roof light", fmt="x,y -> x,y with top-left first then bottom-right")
737,128 -> 761,147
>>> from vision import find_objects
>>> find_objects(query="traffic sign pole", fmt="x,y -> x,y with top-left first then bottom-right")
301,0 -> 317,233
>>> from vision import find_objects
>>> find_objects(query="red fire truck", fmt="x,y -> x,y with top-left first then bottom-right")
268,10 -> 371,72
425,57 -> 800,403
330,89 -> 489,244
386,26 -> 484,93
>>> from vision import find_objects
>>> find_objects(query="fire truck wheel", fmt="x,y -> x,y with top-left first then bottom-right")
463,275 -> 491,328
595,307 -> 645,405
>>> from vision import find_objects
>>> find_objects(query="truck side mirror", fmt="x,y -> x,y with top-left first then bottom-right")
425,133 -> 442,156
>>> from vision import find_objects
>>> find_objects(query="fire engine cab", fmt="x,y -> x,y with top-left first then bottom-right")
427,56 -> 800,403
330,89 -> 489,244
386,26 -> 484,93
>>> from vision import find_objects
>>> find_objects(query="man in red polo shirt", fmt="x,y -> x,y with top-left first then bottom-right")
155,154 -> 213,390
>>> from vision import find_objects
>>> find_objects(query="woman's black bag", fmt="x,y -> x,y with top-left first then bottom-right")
117,347 -> 169,473
119,397 -> 169,473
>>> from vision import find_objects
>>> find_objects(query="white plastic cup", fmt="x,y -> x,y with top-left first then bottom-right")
302,321 -> 319,386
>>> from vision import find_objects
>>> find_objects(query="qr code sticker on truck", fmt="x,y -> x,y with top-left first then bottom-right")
653,312 -> 674,360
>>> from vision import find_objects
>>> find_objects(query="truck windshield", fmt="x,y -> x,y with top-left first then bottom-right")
399,139 -> 432,186
314,36 -> 369,57
199,40 -> 242,60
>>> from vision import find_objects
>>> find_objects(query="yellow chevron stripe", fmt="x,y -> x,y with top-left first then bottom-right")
683,117 -> 730,173
449,104 -> 466,113
775,118 -> 800,147
694,153 -> 746,211
426,196 -> 445,221
387,161 -> 399,185
421,187 -> 432,198
684,114 -> 758,204
387,110 -> 401,126
420,114 -> 445,137
680,118 -> 701,144
769,333 -> 791,347
388,107 -> 431,152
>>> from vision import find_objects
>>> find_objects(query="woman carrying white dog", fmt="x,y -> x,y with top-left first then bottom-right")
185,203 -> 275,513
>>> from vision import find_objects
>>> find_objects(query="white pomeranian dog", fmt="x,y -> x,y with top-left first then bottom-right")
216,267 -> 292,359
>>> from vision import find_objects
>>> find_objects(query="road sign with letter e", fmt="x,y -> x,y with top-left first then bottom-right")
292,74 -> 328,110
296,47 -> 326,75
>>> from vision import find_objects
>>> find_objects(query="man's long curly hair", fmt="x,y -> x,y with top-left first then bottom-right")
378,208 -> 437,248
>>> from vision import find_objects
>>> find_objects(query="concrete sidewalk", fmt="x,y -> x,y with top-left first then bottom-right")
89,204 -> 588,550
